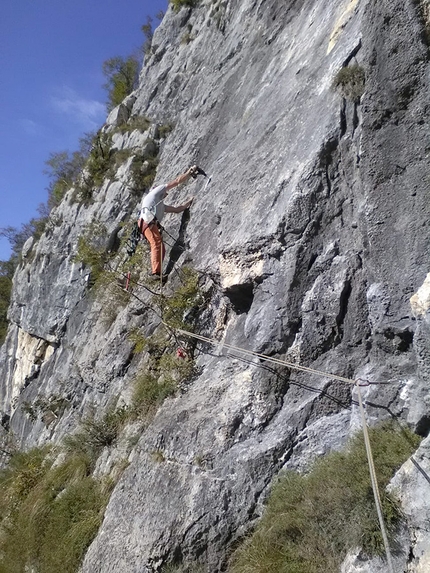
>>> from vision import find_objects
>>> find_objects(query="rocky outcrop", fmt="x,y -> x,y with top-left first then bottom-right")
0,0 -> 429,571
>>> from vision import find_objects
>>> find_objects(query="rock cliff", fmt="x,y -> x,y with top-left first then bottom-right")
1,0 -> 429,571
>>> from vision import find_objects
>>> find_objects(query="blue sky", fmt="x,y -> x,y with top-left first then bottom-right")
0,0 -> 168,260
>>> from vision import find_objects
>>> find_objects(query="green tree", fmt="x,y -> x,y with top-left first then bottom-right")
44,132 -> 94,209
0,227 -> 30,345
0,216 -> 50,344
141,16 -> 153,55
102,56 -> 139,111
0,261 -> 13,344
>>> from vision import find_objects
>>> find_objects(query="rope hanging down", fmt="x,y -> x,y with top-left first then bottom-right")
175,327 -> 396,571
356,384 -> 395,573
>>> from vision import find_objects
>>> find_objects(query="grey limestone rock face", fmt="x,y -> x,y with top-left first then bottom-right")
0,0 -> 429,571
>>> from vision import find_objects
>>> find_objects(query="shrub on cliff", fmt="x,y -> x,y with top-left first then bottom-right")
170,0 -> 200,13
64,406 -> 129,465
44,132 -> 93,208
230,423 -> 420,573
0,261 -> 13,344
0,221 -> 49,344
73,219 -> 113,285
102,56 -> 139,111
332,64 -> 365,102
129,146 -> 159,195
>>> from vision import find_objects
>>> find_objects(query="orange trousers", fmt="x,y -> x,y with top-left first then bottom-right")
142,222 -> 165,275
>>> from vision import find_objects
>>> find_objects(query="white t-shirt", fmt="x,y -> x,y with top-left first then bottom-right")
139,184 -> 167,223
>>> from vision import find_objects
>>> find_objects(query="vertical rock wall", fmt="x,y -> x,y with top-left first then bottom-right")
0,0 -> 429,571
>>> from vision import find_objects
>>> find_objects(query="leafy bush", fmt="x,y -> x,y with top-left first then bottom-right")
21,394 -> 69,424
64,406 -> 129,465
0,262 -> 13,344
162,267 -> 204,331
75,130 -> 158,203
142,16 -> 154,55
73,220 -> 110,284
170,0 -> 199,13
116,115 -> 151,134
128,268 -> 204,420
131,370 -> 178,419
102,56 -> 140,111
158,122 -> 175,138
129,148 -> 159,195
128,328 -> 147,353
74,220 -> 134,324
44,133 -> 93,209
130,340 -> 195,420
332,64 -> 365,101
162,565 -> 204,573
230,423 -> 420,573
74,131 -> 115,203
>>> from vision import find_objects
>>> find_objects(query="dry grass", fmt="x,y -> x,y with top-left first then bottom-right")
230,423 -> 420,573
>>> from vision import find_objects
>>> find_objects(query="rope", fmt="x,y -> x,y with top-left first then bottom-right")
175,328 -> 357,385
160,237 -> 164,292
174,327 -> 396,569
106,262 -> 160,296
410,456 -> 430,485
356,383 -> 395,573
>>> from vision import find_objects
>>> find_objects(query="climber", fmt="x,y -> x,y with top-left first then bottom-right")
138,165 -> 200,279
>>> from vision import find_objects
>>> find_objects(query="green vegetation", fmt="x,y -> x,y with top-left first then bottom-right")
170,0 -> 199,13
129,147 -> 159,195
158,122 -> 175,139
72,128 -> 161,204
74,220 -> 110,284
332,64 -> 365,102
161,565 -> 204,573
116,115 -> 151,134
161,267 -> 204,331
103,13 -> 164,107
181,24 -> 195,44
102,56 -> 140,112
0,140 -> 86,342
230,423 -> 420,573
142,15 -> 154,55
130,331 -> 197,421
73,221 -> 133,326
0,219 -> 50,344
0,16 -> 163,346
0,446 -> 109,573
127,269 -> 205,420
0,260 -> 13,343
44,133 -> 93,209
64,406 -> 129,466
73,131 -> 115,204
131,353 -> 194,420
21,394 -> 69,425
86,131 -> 114,188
